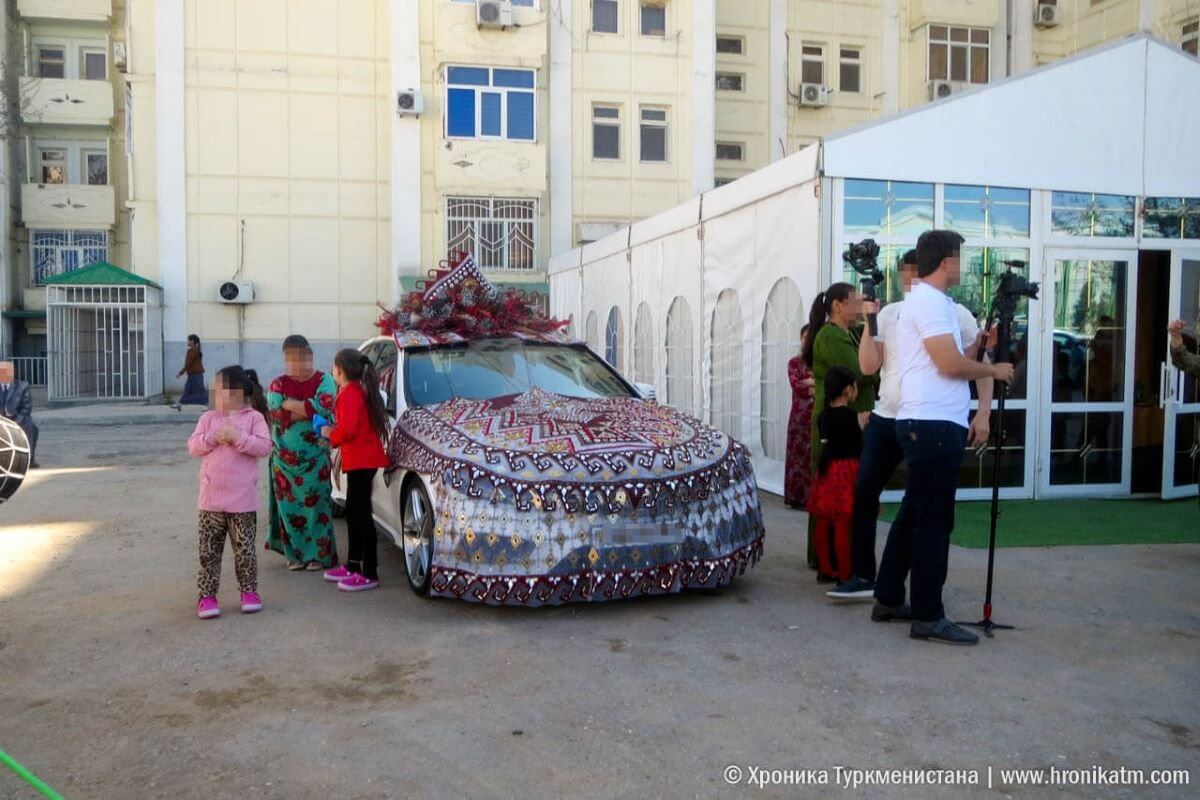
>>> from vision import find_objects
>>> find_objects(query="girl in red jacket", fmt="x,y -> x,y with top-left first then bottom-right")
320,350 -> 390,592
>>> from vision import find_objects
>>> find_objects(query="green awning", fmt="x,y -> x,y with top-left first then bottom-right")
43,261 -> 161,289
2,309 -> 46,319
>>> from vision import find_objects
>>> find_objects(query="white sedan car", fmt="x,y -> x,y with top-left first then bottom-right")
332,333 -> 765,606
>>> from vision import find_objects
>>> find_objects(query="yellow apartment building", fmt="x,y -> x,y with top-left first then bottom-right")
0,0 -> 1196,396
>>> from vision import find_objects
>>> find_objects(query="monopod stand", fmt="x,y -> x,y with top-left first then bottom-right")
959,295 -> 1019,638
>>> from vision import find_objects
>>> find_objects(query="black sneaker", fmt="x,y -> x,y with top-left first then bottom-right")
826,577 -> 876,601
910,618 -> 980,645
871,602 -> 913,622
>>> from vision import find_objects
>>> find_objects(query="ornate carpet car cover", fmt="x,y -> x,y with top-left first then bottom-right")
389,387 -> 765,606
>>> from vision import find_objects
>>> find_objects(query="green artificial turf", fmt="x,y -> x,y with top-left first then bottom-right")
878,498 -> 1200,548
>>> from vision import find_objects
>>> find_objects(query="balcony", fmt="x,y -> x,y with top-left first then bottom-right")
20,77 -> 114,126
18,0 -> 111,23
21,183 -> 116,229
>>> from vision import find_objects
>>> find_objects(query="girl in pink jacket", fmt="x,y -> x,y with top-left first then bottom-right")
188,366 -> 272,620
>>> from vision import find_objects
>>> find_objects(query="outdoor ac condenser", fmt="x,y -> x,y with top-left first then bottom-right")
798,84 -> 829,107
217,281 -> 255,304
477,0 -> 514,29
1035,3 -> 1061,28
927,80 -> 954,101
397,89 -> 424,116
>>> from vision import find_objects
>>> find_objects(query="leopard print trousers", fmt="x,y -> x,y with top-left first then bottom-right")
197,511 -> 258,599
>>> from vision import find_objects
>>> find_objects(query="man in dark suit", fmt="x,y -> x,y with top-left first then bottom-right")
0,361 -> 38,468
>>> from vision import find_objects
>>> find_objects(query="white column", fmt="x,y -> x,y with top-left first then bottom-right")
768,0 -> 788,160
691,0 -> 716,195
1139,0 -> 1156,34
882,0 -> 900,114
1010,0 -> 1035,75
392,0 -> 421,304
155,0 -> 187,343
549,0 -> 573,255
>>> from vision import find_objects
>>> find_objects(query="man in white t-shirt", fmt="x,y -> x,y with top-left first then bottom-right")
827,251 -> 993,602
871,231 -> 1013,646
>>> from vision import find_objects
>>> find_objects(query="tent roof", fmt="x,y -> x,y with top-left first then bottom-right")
42,262 -> 161,289
822,35 -> 1200,198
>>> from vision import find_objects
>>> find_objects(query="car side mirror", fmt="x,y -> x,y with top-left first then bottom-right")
633,382 -> 657,402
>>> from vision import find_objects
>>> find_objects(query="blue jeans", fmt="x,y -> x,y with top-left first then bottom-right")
874,419 -> 967,622
850,414 -> 904,583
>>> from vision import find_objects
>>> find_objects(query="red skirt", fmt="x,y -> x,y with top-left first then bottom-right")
807,458 -> 859,518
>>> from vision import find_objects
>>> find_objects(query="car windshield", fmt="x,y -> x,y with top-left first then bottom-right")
404,339 -> 635,407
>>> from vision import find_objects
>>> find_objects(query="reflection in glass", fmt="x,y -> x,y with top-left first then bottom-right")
1180,261 -> 1200,405
1052,260 -> 1127,403
1174,413 -> 1200,490
840,243 -> 915,303
1050,192 -> 1135,237
944,185 -> 1030,238
960,410 -> 1026,488
947,247 -> 1031,401
843,179 -> 934,237
1049,412 -> 1124,485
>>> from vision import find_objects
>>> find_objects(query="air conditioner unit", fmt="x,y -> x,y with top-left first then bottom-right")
113,42 -> 128,72
927,79 -> 955,101
217,281 -> 255,304
476,0 -> 514,29
396,89 -> 424,116
1034,3 -> 1061,28
798,83 -> 829,107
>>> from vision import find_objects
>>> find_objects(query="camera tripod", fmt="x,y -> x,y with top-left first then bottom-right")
960,265 -> 1037,638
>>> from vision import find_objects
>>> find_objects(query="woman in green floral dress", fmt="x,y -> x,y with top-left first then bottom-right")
266,335 -> 340,570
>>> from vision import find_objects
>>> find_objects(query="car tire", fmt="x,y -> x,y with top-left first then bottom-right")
400,480 -> 435,596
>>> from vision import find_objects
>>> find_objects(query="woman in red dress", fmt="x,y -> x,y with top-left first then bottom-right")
784,326 -> 815,507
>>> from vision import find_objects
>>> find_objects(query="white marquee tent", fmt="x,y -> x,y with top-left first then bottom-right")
550,35 -> 1200,501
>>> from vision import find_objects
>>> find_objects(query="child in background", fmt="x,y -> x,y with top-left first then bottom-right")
807,365 -> 863,583
320,349 -> 390,592
188,366 -> 273,619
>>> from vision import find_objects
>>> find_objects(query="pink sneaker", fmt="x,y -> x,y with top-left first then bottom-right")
240,592 -> 263,613
337,574 -> 379,592
197,596 -> 220,619
323,565 -> 353,583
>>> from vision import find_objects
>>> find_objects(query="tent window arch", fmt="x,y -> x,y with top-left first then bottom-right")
604,306 -> 624,370
761,278 -> 804,459
633,303 -> 654,385
665,296 -> 694,414
585,311 -> 599,352
710,290 -> 744,438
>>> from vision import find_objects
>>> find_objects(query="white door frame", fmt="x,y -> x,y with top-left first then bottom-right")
1038,248 -> 1138,498
1161,249 -> 1200,500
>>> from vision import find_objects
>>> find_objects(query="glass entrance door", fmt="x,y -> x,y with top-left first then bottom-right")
1161,252 -> 1200,499
1040,251 -> 1136,496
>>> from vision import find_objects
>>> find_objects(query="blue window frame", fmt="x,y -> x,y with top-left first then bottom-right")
445,66 -> 536,141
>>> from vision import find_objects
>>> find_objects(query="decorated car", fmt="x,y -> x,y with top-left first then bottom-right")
332,253 -> 765,605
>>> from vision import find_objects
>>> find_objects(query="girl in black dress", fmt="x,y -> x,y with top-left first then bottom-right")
807,366 -> 863,583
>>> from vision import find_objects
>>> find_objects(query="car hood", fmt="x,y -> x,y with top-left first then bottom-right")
388,387 -> 756,514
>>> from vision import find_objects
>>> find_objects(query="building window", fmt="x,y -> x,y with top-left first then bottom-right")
801,45 -> 824,85
1184,19 -> 1199,57
1050,192 -> 1136,238
593,0 -> 618,34
446,196 -> 537,271
928,25 -> 989,84
31,230 -> 108,285
445,66 -> 536,141
715,72 -> 744,91
639,107 -> 668,162
1143,197 -> 1200,239
839,47 -> 861,93
38,148 -> 67,184
592,105 -> 621,159
714,177 -> 734,188
640,3 -> 665,36
716,35 -> 744,55
85,150 -> 108,185
715,141 -> 744,161
36,44 -> 65,78
33,39 -> 107,80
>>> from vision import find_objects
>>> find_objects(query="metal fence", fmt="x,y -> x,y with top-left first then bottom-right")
2,356 -> 48,386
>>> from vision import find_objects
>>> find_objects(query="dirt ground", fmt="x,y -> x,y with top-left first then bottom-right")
1,414 -> 1197,799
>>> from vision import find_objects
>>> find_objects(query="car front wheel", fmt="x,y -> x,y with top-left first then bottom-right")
401,480 -> 434,596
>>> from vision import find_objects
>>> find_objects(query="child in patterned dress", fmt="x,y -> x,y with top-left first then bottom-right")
807,366 -> 862,583
188,366 -> 273,619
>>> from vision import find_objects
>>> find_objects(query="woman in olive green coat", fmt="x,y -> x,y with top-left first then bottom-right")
801,282 -> 878,577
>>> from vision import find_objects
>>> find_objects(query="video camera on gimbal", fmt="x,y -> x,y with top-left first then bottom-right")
843,238 -> 885,336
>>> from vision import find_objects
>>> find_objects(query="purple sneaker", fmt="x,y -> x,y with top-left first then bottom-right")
240,592 -> 263,613
337,574 -> 379,593
323,565 -> 353,583
197,596 -> 220,620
